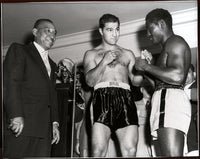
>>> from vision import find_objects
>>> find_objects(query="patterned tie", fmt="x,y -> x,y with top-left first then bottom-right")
42,51 -> 51,77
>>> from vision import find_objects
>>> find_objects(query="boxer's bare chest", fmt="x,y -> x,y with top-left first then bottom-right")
95,50 -> 127,68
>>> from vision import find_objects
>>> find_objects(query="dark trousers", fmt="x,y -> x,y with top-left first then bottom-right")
3,134 -> 51,157
187,102 -> 198,152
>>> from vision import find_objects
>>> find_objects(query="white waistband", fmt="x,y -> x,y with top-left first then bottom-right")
94,81 -> 130,90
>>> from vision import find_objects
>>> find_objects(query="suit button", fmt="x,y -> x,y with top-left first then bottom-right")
48,105 -> 50,108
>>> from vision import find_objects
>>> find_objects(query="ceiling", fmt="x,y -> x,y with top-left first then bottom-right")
1,1 -> 197,47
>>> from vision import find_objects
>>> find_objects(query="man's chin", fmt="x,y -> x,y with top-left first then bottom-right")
110,42 -> 117,45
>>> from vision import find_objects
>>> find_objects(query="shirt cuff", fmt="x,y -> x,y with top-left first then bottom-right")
53,122 -> 59,127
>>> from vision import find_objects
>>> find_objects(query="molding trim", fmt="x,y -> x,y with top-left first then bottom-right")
52,7 -> 197,50
2,7 -> 197,55
53,7 -> 197,49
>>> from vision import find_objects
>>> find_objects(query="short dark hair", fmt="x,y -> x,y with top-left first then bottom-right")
145,8 -> 172,29
33,19 -> 54,29
99,14 -> 120,29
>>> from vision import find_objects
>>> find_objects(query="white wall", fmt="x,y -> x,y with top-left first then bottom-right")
3,8 -> 198,65
50,7 -> 198,65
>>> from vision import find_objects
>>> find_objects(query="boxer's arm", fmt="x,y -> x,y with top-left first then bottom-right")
83,50 -> 106,87
128,51 -> 143,86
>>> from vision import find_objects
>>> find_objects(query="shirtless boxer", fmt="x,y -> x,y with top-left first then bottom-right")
135,8 -> 191,157
83,14 -> 143,157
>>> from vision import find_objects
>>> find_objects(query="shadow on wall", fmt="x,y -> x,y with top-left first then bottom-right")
23,32 -> 34,45
90,26 -> 102,48
136,25 -> 161,55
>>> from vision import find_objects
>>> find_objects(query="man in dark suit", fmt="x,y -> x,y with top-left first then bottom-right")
3,19 -> 60,157
184,64 -> 198,156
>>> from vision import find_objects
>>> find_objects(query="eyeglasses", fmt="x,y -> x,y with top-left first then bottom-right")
38,27 -> 57,36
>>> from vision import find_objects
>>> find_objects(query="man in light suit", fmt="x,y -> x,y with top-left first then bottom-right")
3,19 -> 60,157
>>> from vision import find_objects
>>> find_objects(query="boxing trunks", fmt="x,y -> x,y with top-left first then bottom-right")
150,83 -> 191,139
92,81 -> 138,132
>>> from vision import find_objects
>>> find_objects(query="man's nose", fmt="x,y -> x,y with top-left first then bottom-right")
49,34 -> 56,41
113,30 -> 118,36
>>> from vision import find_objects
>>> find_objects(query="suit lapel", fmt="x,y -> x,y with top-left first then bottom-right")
49,58 -> 56,81
27,43 -> 51,80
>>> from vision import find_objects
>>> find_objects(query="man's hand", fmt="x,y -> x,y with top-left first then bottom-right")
9,117 -> 24,137
102,50 -> 118,66
135,58 -> 148,71
141,49 -> 153,64
75,139 -> 80,155
51,122 -> 60,144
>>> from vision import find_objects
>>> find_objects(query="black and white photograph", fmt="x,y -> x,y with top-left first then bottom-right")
1,0 -> 198,158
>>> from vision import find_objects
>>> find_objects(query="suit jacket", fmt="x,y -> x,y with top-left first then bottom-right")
189,81 -> 197,116
3,42 -> 59,138
189,80 -> 197,102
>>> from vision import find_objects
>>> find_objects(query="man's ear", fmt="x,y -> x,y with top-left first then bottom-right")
99,28 -> 103,36
32,28 -> 37,36
140,87 -> 144,93
158,19 -> 166,29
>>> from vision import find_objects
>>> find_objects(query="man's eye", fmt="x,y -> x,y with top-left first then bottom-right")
47,29 -> 54,34
106,28 -> 112,32
44,28 -> 57,35
47,29 -> 51,33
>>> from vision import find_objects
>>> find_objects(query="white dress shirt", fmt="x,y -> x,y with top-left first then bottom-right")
33,42 -> 51,77
184,80 -> 195,100
33,42 -> 59,126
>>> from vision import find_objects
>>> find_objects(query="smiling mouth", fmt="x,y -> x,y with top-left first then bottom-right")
111,38 -> 118,42
46,39 -> 54,44
48,38 -> 53,42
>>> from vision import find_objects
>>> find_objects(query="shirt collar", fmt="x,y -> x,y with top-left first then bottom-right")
33,41 -> 48,54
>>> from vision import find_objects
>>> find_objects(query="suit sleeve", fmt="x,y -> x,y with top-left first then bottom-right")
191,81 -> 197,101
50,61 -> 59,123
3,43 -> 26,119
52,86 -> 59,123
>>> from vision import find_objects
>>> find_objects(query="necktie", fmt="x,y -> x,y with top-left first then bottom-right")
42,51 -> 51,77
